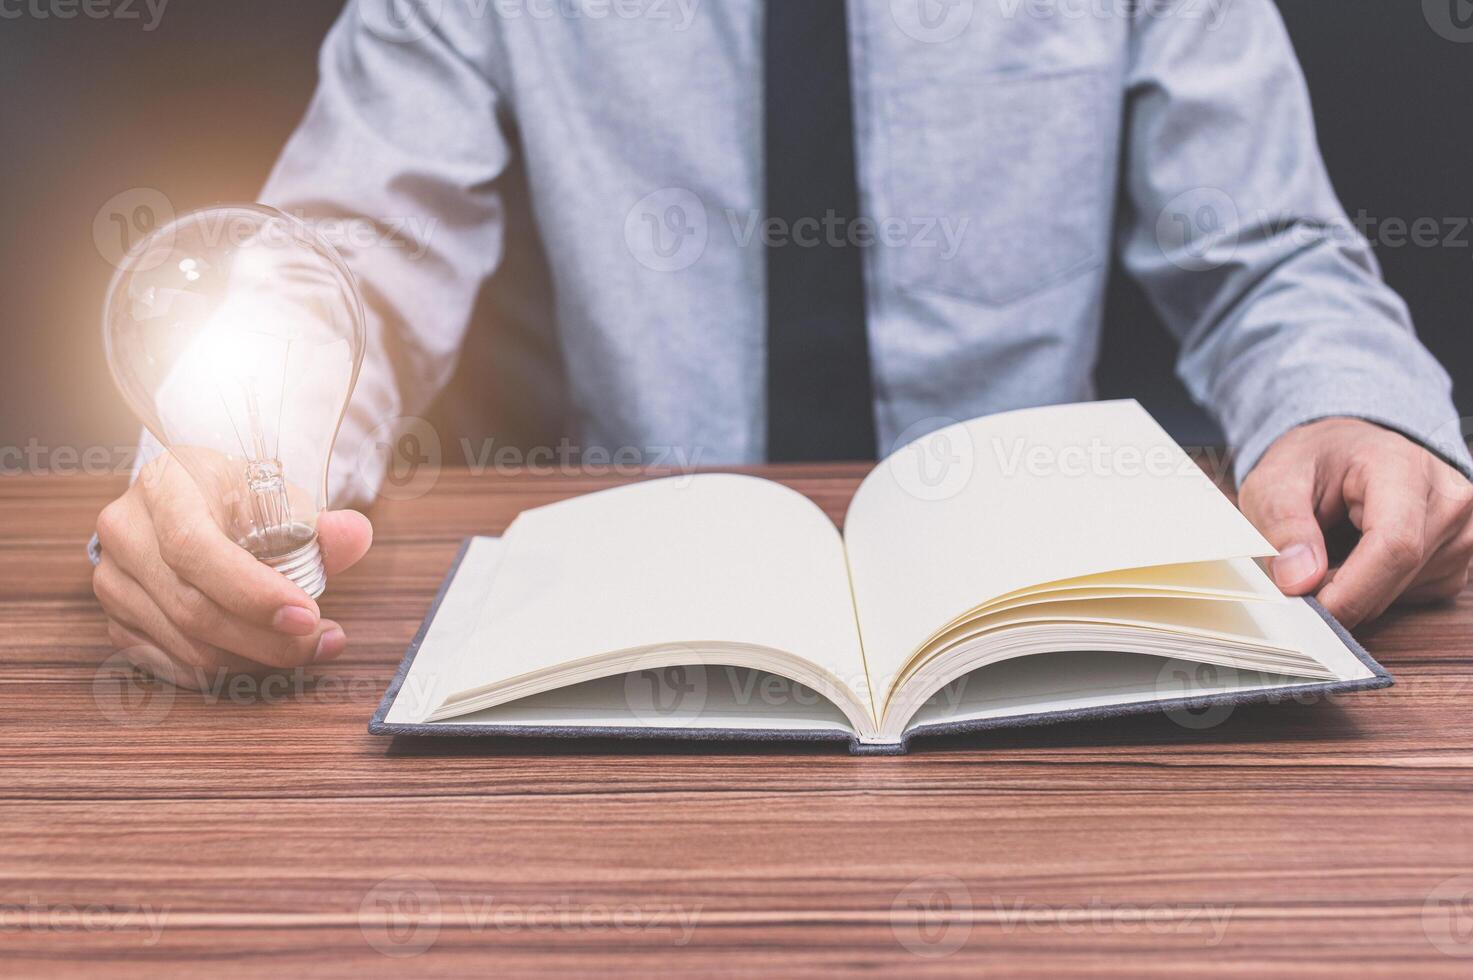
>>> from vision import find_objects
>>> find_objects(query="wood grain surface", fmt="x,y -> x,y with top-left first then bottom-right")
3,467 -> 1472,977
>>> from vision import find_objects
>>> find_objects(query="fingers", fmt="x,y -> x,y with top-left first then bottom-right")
1239,454 -> 1328,595
105,622 -> 302,694
1318,457 -> 1431,628
139,457 -> 321,630
93,452 -> 364,686
1401,490 -> 1473,604
1401,571 -> 1470,605
108,622 -> 218,692
100,581 -> 276,691
318,509 -> 374,575
97,549 -> 347,669
1243,420 -> 1473,626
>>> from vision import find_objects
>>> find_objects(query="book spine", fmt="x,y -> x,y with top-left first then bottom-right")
849,736 -> 909,756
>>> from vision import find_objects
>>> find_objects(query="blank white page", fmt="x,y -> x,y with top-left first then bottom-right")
436,667 -> 855,734
383,535 -> 507,724
444,474 -> 868,707
844,401 -> 1276,702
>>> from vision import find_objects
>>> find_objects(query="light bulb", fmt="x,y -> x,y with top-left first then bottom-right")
102,204 -> 365,598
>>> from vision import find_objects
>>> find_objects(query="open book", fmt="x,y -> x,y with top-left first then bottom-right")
371,401 -> 1390,753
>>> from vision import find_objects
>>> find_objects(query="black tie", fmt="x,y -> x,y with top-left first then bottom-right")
764,0 -> 877,462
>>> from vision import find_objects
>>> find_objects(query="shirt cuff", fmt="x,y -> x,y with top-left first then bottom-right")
1230,381 -> 1473,487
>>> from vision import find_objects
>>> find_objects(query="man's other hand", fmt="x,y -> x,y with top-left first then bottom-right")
1240,418 -> 1473,628
92,453 -> 373,689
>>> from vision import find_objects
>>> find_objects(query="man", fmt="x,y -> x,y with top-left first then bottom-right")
92,0 -> 1473,686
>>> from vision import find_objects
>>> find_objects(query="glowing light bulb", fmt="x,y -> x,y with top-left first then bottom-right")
103,205 -> 366,597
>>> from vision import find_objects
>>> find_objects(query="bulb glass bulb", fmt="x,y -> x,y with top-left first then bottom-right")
102,204 -> 365,597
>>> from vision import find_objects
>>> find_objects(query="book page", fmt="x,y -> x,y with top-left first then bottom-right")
844,401 -> 1276,704
903,599 -> 1374,733
902,650 -> 1337,732
383,536 -> 508,724
433,667 -> 857,736
441,474 -> 871,715
977,557 -> 1283,609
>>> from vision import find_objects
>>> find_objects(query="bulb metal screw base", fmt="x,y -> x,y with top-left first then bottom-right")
257,531 -> 328,599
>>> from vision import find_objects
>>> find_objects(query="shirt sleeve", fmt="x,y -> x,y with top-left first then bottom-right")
258,1 -> 513,507
1117,0 -> 1472,485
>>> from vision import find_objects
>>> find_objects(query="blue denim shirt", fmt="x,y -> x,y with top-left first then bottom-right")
242,0 -> 1471,504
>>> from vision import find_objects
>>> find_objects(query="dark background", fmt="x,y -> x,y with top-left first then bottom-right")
2,0 -> 1470,464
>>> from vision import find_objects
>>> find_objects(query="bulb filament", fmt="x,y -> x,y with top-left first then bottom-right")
236,377 -> 305,559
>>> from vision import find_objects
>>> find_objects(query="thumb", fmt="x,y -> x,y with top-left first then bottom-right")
1239,466 -> 1329,596
317,509 -> 374,576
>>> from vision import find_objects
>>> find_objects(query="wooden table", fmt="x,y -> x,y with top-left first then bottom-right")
5,466 -> 1473,977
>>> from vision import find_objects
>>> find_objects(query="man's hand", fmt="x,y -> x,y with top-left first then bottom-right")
1239,418 -> 1473,628
92,454 -> 374,690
